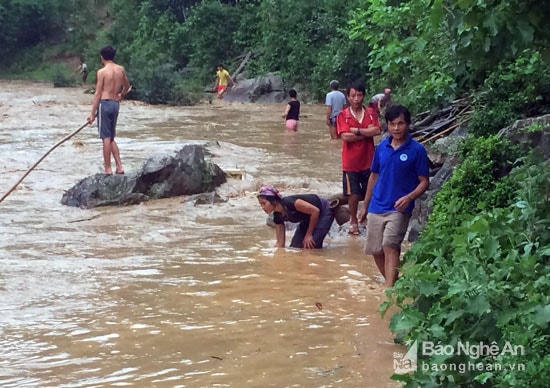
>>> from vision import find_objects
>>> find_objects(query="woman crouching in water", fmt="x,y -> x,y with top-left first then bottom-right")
257,186 -> 335,249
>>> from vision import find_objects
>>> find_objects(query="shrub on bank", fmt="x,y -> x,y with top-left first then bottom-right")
383,136 -> 550,386
469,50 -> 550,137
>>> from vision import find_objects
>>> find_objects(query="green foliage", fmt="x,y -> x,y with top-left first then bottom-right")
348,0 -> 550,113
469,50 -> 550,137
431,135 -> 522,223
178,0 -> 243,81
0,0 -> 97,67
52,65 -> 77,87
382,149 -> 550,385
467,100 -> 520,139
107,0 -> 207,104
309,36 -> 371,100
0,1 -> 60,62
105,0 -> 369,104
444,0 -> 550,77
3,0 -> 550,112
251,0 -> 367,91
348,0 -> 458,112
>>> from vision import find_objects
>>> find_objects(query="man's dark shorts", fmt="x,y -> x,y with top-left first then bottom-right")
98,99 -> 120,140
342,169 -> 371,197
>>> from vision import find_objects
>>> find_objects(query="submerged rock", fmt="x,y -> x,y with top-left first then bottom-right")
61,144 -> 227,208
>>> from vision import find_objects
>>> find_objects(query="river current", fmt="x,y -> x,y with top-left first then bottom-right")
0,81 -> 402,387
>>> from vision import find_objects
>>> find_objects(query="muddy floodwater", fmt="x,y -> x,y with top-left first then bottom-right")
0,81 -> 403,387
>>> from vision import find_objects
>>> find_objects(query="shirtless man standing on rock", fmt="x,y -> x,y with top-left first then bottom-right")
87,45 -> 131,175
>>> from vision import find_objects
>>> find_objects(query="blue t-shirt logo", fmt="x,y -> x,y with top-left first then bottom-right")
400,153 -> 408,162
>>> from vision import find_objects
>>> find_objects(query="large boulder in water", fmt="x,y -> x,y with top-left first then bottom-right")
61,144 -> 227,208
223,73 -> 286,103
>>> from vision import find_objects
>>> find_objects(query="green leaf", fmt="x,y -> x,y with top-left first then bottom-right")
390,373 -> 411,382
483,236 -> 500,259
474,372 -> 494,383
448,280 -> 468,295
445,309 -> 465,325
457,0 -> 474,10
539,247 -> 550,257
465,294 -> 491,315
390,310 -> 425,331
533,305 -> 550,327
484,37 -> 491,52
430,0 -> 443,27
516,200 -> 529,209
482,14 -> 498,36
429,324 -> 446,338
516,19 -> 534,44
417,281 -> 440,296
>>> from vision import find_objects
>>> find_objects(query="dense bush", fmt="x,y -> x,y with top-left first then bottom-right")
0,0 -> 97,66
382,144 -> 550,385
1,0 -> 371,103
348,0 -> 550,113
52,65 -> 77,87
431,135 -> 522,224
468,50 -> 550,137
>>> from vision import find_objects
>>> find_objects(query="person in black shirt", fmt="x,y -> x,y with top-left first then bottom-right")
282,89 -> 300,131
257,186 -> 334,249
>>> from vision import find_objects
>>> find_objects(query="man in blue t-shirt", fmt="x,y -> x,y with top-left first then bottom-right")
358,105 -> 429,287
325,80 -> 347,140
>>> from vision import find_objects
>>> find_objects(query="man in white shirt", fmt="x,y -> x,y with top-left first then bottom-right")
76,60 -> 88,83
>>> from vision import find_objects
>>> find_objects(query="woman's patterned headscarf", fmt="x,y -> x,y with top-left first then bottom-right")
258,185 -> 282,198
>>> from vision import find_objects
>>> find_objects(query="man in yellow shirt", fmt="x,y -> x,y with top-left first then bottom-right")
214,64 -> 236,99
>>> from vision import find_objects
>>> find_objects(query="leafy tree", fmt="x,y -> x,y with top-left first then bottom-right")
348,0 -> 458,112
442,0 -> 550,79
0,0 -> 85,66
243,0 -> 367,98
469,50 -> 550,137
178,0 -> 243,81
348,0 -> 550,112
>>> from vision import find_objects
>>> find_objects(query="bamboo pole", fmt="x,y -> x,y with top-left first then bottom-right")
0,122 -> 89,204
420,119 -> 469,145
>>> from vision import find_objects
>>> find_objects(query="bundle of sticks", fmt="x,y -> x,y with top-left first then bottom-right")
410,97 -> 472,144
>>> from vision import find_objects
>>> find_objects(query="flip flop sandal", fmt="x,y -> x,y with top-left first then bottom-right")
349,223 -> 360,235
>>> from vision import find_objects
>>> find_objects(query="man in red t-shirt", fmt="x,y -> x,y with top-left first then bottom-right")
336,81 -> 381,235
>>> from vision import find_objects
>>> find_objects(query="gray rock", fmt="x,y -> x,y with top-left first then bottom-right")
408,152 -> 462,242
224,74 -> 286,103
61,144 -> 227,208
498,114 -> 550,161
188,192 -> 228,206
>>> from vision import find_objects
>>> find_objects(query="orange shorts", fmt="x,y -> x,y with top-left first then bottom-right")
217,85 -> 227,94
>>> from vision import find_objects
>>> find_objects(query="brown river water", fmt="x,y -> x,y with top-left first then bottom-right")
0,81 -> 403,387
